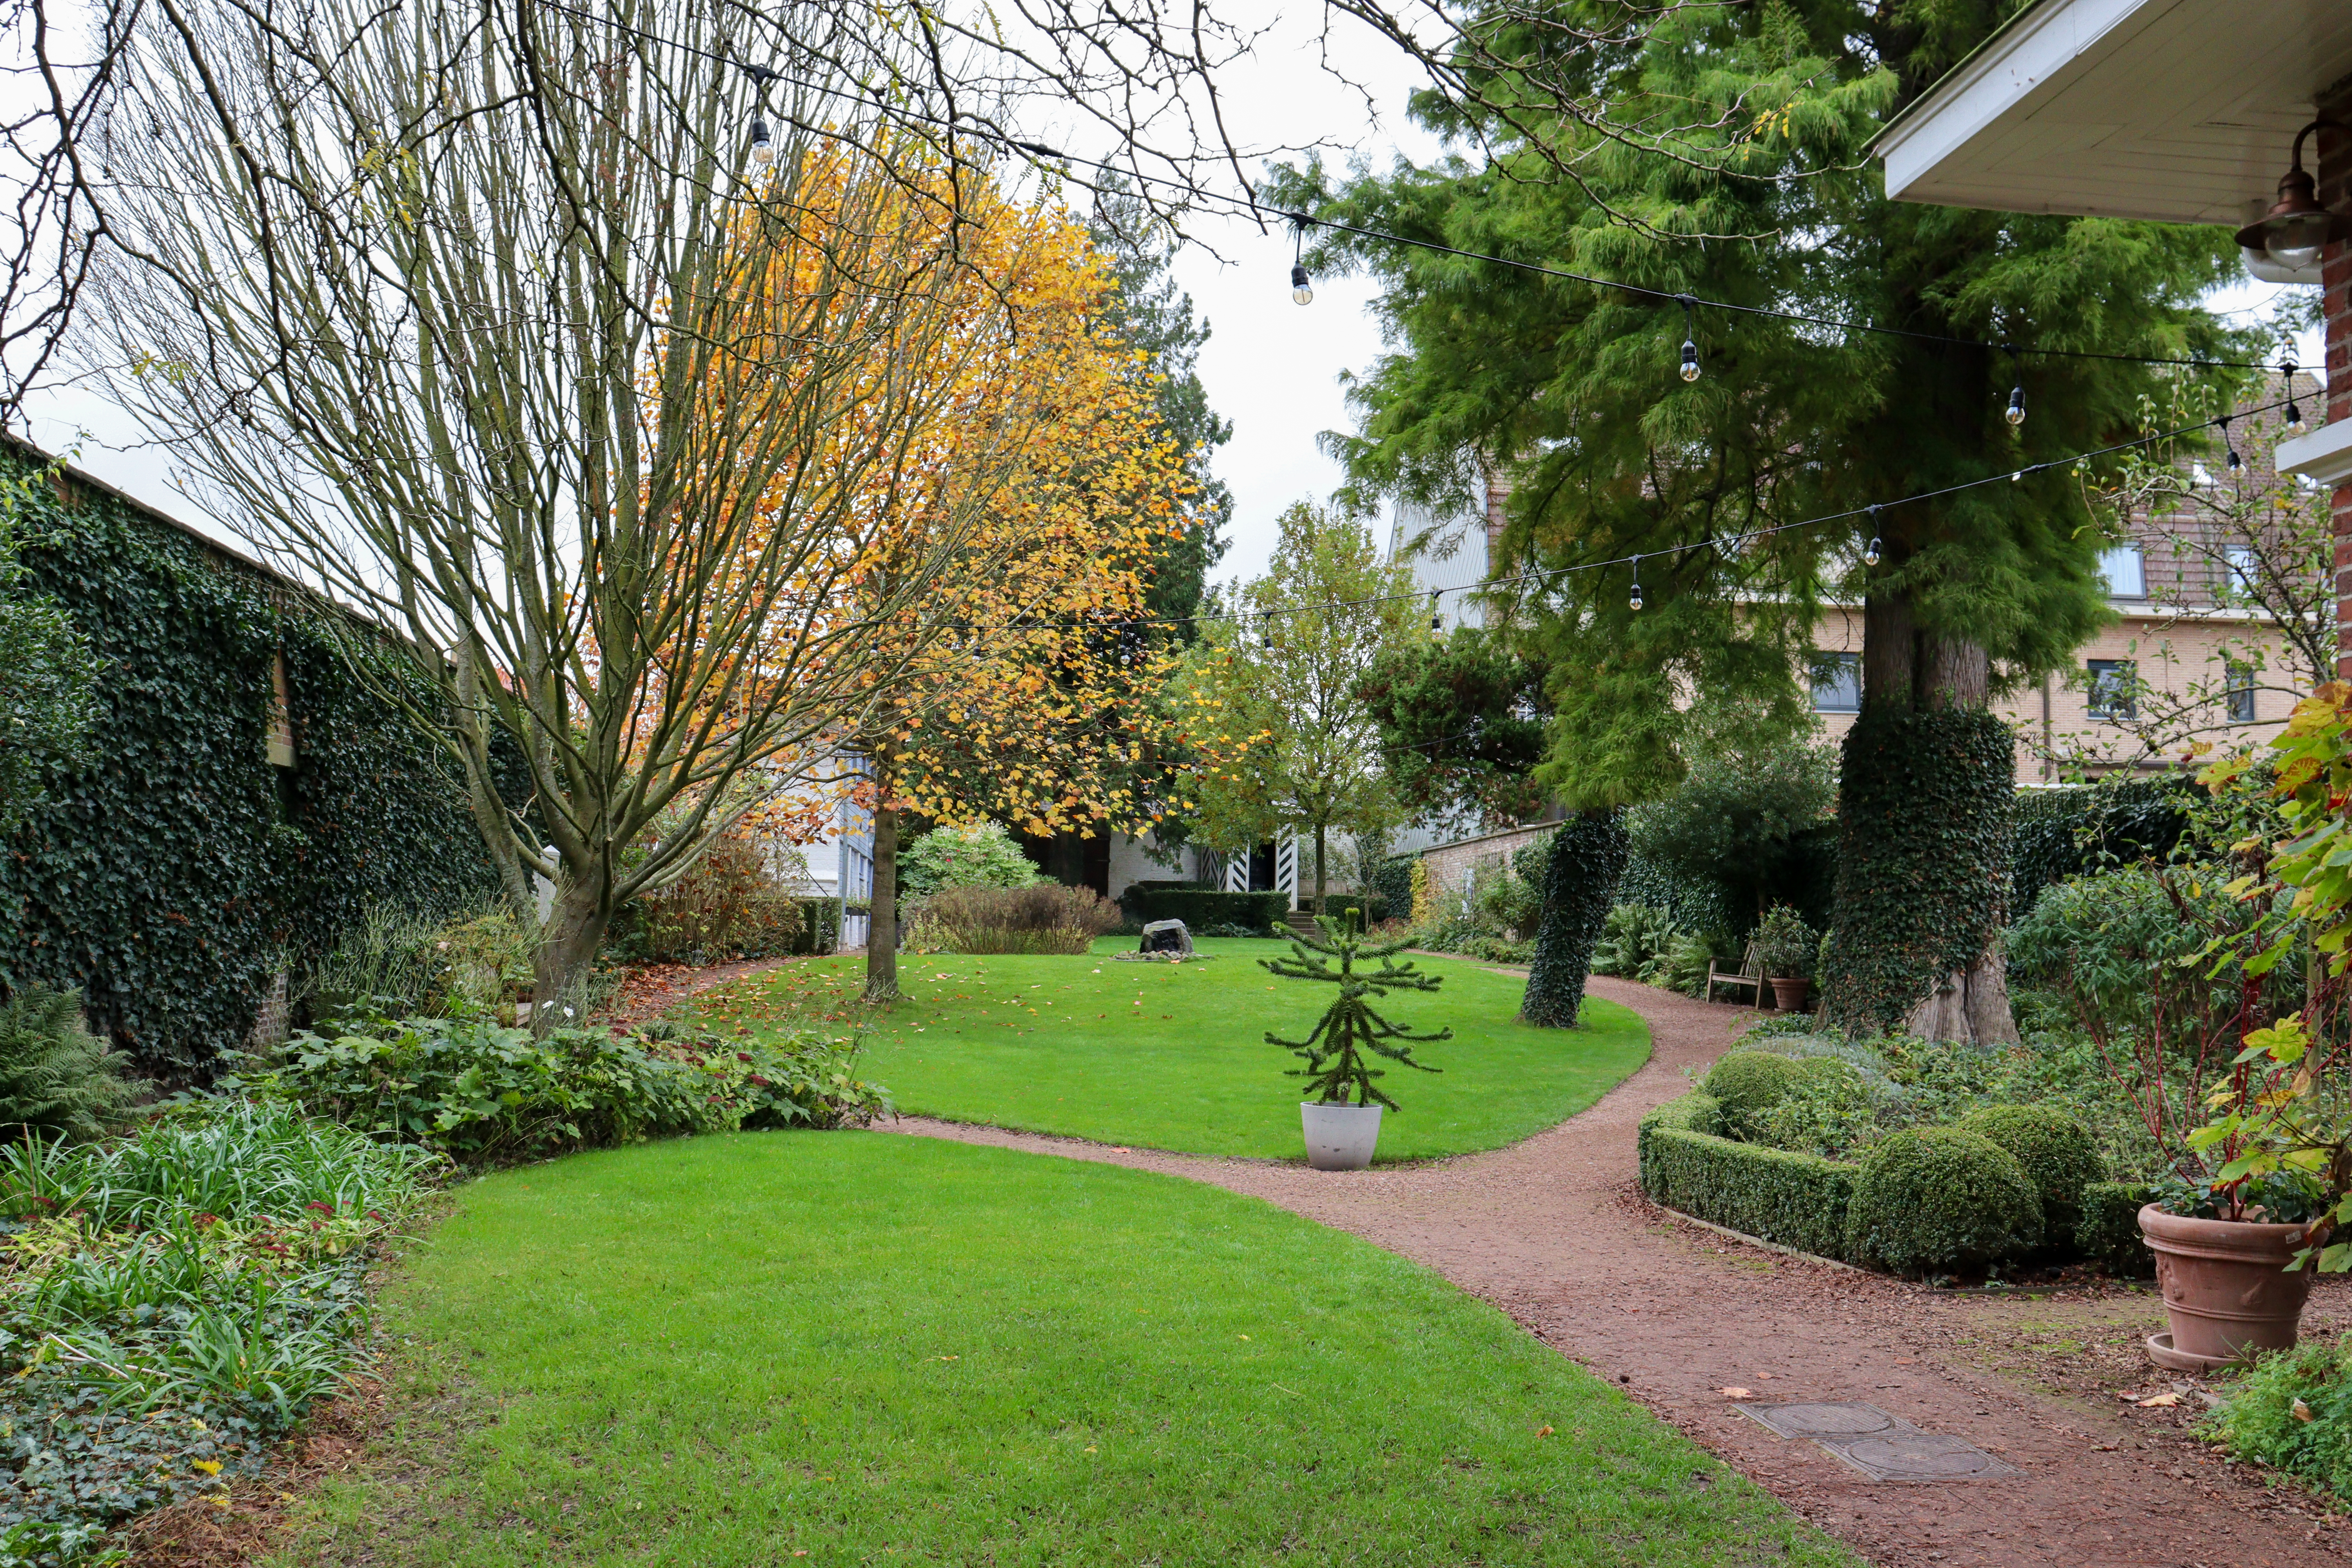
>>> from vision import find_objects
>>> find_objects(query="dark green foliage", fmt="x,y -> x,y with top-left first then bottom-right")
0,987 -> 135,1141
1753,904 -> 1819,980
1626,737 -> 1837,929
2208,1334 -> 2352,1504
1958,1104 -> 2106,1241
1637,1091 -> 1858,1261
1368,855 -> 1416,919
1702,1052 -> 1811,1139
1120,887 -> 1289,932
1821,709 -> 2017,1034
0,464 -> 98,840
1617,852 -> 1742,943
1304,893 -> 1385,924
1844,1127 -> 2043,1277
223,1017 -> 891,1163
1261,915 -> 1448,1110
2011,775 -> 2200,917
0,450 -> 501,1073
1520,809 -> 1626,1028
1357,628 -> 1550,826
2076,1181 -> 2158,1279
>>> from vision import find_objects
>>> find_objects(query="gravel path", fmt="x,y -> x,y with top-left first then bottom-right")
881,975 -> 2349,1567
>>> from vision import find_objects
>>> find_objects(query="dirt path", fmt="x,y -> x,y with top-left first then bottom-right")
599,952 -> 811,1030
880,976 -> 2349,1568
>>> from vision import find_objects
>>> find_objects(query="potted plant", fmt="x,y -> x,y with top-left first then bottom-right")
1262,909 -> 1450,1170
1753,904 -> 1817,1013
2125,695 -> 2352,1369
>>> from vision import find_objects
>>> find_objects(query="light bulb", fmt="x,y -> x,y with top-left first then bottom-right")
1629,582 -> 1644,612
2227,446 -> 2243,472
2287,401 -> 2307,436
1290,264 -> 1313,307
1428,593 -> 1443,632
2006,386 -> 2026,427
1863,537 -> 1881,567
2011,470 -> 2023,483
2267,209 -> 2331,271
1679,339 -> 1700,382
749,118 -> 773,165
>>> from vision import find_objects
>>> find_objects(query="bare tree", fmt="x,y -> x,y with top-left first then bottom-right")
85,0 -> 1148,1005
2041,391 -> 2328,771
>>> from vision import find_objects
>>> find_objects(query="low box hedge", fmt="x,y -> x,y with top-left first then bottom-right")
1119,887 -> 1290,931
1637,1090 -> 1859,1262
1303,893 -> 1385,923
2076,1180 -> 2157,1279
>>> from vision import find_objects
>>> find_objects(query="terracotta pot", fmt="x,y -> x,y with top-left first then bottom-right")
1768,976 -> 1811,1012
2137,1204 -> 2314,1369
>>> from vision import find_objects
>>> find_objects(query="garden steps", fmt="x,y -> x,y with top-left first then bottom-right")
884,978 -> 2352,1568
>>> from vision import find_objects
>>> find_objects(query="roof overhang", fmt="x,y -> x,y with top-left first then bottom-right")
1878,0 -> 2352,228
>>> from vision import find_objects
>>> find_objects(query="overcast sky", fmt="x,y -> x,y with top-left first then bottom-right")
11,13 -> 2323,589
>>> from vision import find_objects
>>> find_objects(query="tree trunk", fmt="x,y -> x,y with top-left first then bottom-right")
1313,822 -> 1328,912
1824,582 -> 2020,1044
864,794 -> 901,1004
1520,809 -> 1628,1029
532,878 -> 610,1033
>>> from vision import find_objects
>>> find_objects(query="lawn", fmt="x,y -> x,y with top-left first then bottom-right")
683,936 -> 1650,1160
278,1133 -> 1856,1567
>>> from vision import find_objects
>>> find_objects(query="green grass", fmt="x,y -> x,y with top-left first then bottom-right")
682,936 -> 1649,1160
281,1133 -> 1857,1566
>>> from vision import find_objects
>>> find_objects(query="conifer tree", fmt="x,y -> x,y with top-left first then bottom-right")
1262,911 -> 1448,1109
1270,0 -> 2254,1040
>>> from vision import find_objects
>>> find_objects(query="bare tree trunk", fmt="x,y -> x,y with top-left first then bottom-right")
533,881 -> 610,1030
865,794 -> 901,1004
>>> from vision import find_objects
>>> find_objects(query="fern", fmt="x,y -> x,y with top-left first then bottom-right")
0,986 -> 138,1140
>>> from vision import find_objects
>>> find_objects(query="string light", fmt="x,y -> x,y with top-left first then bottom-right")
2221,415 -> 2241,472
748,117 -> 773,164
1428,590 -> 1443,632
1862,507 -> 1881,568
1628,557 -> 1644,612
2006,385 -> 2026,427
1677,295 -> 1700,383
2284,363 -> 2306,436
1290,221 -> 1313,307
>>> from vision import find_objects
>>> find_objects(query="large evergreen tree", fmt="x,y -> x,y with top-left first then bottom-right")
1272,0 -> 2252,1040
1093,183 -> 1234,634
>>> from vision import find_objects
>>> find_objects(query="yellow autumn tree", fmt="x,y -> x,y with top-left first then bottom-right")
718,144 -> 1201,1000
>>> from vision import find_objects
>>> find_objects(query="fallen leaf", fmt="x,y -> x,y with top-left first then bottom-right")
1535,1425 -> 1554,1438
2138,1392 -> 2181,1408
2293,1398 -> 2314,1423
191,1459 -> 222,1476
1720,1387 -> 1753,1399
1237,1334 -> 1250,1341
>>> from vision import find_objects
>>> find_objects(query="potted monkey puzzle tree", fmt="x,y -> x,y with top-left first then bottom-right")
1262,909 -> 1450,1170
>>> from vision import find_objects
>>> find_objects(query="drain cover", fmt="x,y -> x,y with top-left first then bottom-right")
1738,1401 -> 1903,1440
1832,1433 -> 2018,1482
1736,1402 -> 2016,1483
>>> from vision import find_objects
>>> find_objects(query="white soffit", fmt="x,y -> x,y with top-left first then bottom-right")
1880,0 -> 2352,225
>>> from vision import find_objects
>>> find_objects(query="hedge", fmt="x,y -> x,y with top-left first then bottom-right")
2011,776 -> 2199,917
1302,893 -> 1385,923
0,444 -> 505,1073
1118,887 -> 1289,931
1637,1091 -> 1859,1261
2076,1181 -> 2157,1279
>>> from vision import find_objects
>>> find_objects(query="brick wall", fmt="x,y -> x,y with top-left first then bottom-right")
2319,87 -> 2352,671
1419,823 -> 1555,909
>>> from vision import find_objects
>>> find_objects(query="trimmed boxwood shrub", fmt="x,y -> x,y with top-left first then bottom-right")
2076,1181 -> 2157,1279
1959,1104 -> 2105,1241
1701,1052 -> 1809,1136
1844,1127 -> 2042,1276
1119,887 -> 1289,932
1637,1091 -> 1859,1259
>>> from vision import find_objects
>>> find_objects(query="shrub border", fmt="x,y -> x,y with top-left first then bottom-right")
1636,1090 -> 1859,1262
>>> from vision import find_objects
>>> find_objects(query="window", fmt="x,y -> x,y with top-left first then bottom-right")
2225,662 -> 2256,724
2099,545 -> 2145,599
2223,544 -> 2258,599
1809,651 -> 1860,713
2087,659 -> 2138,720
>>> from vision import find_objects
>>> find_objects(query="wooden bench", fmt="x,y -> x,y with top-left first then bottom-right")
1705,939 -> 1768,1006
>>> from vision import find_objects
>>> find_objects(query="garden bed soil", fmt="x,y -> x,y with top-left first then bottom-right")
886,976 -> 2351,1568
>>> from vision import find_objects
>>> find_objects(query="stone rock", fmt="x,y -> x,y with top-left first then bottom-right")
1138,919 -> 1193,957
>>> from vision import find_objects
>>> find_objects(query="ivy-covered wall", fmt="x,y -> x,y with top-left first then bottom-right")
0,444 -> 499,1072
